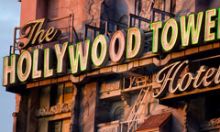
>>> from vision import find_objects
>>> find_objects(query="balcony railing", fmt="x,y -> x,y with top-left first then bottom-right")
47,14 -> 78,43
99,80 -> 121,100
98,120 -> 120,132
10,8 -> 175,56
129,14 -> 151,30
122,76 -> 150,93
10,27 -> 20,55
84,19 -> 128,40
102,19 -> 128,34
84,24 -> 104,40
151,8 -> 175,22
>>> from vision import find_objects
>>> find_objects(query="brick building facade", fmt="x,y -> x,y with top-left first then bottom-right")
3,0 -> 220,132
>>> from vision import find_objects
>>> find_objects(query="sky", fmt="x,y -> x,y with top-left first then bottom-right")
0,0 -> 20,131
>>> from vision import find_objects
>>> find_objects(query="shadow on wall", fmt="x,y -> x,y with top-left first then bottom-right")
100,0 -> 128,24
174,0 -> 220,17
196,0 -> 220,12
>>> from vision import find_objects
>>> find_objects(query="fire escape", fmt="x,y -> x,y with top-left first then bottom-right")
120,16 -> 175,132
83,0 -> 175,131
120,75 -> 152,132
91,0 -> 175,131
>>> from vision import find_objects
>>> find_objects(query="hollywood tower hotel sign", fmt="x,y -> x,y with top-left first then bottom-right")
3,8 -> 220,99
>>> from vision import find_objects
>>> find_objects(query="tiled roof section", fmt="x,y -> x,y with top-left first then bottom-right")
136,113 -> 172,131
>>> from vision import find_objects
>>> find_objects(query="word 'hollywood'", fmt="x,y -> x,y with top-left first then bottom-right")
3,26 -> 144,86
3,8 -> 220,86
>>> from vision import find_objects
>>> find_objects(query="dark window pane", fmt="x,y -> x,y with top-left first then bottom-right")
50,85 -> 59,107
48,120 -> 62,132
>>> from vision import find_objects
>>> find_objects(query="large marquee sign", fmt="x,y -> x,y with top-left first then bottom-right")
3,7 -> 220,95
3,27 -> 145,86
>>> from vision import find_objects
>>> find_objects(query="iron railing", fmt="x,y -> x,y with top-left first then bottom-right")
84,19 -> 128,40
152,8 -> 175,22
10,14 -> 78,55
129,14 -> 151,29
84,24 -> 104,40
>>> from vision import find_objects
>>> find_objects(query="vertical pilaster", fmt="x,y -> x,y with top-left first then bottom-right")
79,82 -> 98,132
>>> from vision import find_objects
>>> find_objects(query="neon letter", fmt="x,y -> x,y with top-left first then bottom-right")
126,27 -> 144,59
44,48 -> 54,78
3,55 -> 17,86
32,49 -> 42,79
109,30 -> 125,63
205,9 -> 217,42
17,50 -> 32,82
55,42 -> 68,74
91,35 -> 109,67
150,21 -> 162,53
161,18 -> 178,52
68,40 -> 91,74
180,12 -> 204,46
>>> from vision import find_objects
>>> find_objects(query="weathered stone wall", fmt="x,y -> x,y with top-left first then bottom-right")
79,82 -> 98,132
16,0 -> 220,132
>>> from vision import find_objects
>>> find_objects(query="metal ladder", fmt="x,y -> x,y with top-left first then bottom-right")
120,86 -> 151,132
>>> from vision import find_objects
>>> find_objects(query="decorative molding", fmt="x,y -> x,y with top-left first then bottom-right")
201,118 -> 220,130
36,103 -> 72,117
98,120 -> 120,132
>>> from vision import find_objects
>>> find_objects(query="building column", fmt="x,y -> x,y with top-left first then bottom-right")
15,93 -> 28,132
70,84 -> 78,132
79,82 -> 98,132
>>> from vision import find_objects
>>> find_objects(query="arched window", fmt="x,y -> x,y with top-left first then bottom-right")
111,102 -> 124,120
